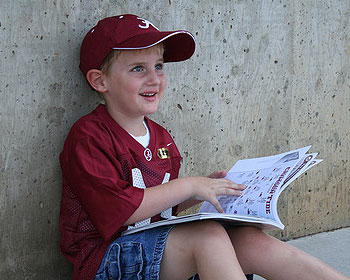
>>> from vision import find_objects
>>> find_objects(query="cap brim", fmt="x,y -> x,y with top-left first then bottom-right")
112,31 -> 196,62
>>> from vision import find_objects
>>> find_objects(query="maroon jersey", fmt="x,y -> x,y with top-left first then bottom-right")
59,104 -> 182,280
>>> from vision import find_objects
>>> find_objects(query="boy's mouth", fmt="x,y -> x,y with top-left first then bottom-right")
140,92 -> 156,97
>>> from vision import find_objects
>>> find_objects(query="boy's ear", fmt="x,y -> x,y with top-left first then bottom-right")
86,69 -> 108,93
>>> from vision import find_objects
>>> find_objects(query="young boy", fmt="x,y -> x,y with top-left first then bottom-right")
59,14 -> 348,280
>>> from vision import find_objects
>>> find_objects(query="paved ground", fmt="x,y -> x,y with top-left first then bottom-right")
254,227 -> 350,279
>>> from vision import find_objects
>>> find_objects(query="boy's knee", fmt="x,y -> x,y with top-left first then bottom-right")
167,221 -> 231,258
194,221 -> 227,235
190,221 -> 230,245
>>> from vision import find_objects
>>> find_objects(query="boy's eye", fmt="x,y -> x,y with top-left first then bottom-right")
132,66 -> 144,72
155,63 -> 164,71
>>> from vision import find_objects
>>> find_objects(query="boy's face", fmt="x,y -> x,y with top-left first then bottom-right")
102,46 -> 167,120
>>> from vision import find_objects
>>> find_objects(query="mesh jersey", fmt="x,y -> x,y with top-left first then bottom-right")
59,104 -> 182,280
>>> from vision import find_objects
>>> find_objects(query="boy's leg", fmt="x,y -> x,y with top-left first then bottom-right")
188,274 -> 253,280
226,226 -> 348,280
159,221 -> 247,280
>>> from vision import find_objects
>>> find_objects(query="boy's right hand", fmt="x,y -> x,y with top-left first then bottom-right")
188,176 -> 246,213
125,174 -> 245,226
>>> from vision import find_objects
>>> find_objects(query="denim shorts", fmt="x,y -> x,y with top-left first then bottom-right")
94,224 -> 253,280
94,225 -> 173,280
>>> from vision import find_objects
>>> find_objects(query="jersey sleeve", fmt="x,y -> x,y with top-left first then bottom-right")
60,121 -> 144,241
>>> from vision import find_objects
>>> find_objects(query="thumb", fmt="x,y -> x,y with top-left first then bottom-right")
208,171 -> 227,179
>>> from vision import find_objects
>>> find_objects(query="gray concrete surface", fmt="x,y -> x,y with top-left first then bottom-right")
255,227 -> 350,279
1,1 -> 350,279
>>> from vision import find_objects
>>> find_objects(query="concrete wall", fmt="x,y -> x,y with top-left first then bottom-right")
1,0 -> 349,279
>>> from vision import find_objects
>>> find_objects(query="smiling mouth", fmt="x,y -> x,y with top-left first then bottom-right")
140,92 -> 156,97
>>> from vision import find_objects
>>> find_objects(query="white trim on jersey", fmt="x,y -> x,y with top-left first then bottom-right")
127,168 -> 172,231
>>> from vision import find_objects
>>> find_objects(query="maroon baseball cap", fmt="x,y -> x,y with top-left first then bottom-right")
79,14 -> 196,76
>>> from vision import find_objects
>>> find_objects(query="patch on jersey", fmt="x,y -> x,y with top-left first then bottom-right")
157,148 -> 169,159
144,148 -> 152,161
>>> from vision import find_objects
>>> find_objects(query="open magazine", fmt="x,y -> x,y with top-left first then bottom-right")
123,146 -> 322,235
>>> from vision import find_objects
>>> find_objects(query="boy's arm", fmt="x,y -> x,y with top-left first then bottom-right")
124,172 -> 244,226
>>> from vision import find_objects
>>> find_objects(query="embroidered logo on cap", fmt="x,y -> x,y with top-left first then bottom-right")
136,17 -> 159,30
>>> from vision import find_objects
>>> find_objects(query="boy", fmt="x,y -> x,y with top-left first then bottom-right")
59,14 -> 348,280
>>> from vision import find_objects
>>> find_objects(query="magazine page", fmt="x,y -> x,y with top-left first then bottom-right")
200,146 -> 312,225
279,153 -> 322,193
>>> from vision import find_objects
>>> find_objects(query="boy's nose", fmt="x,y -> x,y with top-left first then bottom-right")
146,70 -> 161,85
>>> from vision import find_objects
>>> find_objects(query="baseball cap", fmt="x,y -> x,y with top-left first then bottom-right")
79,14 -> 196,76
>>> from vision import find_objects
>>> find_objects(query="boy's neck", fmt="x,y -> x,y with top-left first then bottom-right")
105,104 -> 147,136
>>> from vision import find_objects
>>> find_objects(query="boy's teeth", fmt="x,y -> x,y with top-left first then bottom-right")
142,93 -> 155,96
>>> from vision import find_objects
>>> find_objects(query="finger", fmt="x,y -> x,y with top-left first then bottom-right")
209,198 -> 224,213
216,179 -> 245,190
208,171 -> 227,179
214,182 -> 246,196
222,188 -> 244,197
222,179 -> 246,190
233,183 -> 246,190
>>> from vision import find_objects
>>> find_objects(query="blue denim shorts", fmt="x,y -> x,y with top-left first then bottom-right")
94,225 -> 173,280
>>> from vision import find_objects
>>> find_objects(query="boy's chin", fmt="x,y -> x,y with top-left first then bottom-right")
144,108 -> 159,115
143,103 -> 160,115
